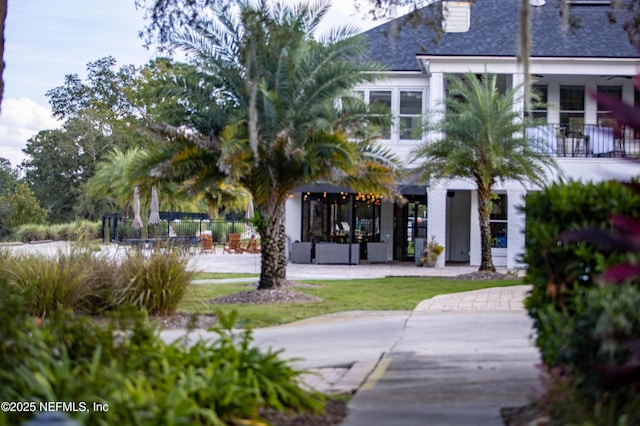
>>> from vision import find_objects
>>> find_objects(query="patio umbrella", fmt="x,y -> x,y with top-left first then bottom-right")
245,198 -> 254,220
148,186 -> 160,225
132,186 -> 143,229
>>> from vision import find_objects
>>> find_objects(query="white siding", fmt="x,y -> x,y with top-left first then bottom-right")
506,189 -> 527,269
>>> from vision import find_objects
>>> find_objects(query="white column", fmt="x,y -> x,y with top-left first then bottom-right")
622,78 -> 635,106
380,200 -> 394,261
585,81 -> 597,125
468,191 -> 481,267
285,193 -> 302,242
427,183 -> 448,267
429,72 -> 446,137
548,81 -> 560,124
513,72 -> 525,114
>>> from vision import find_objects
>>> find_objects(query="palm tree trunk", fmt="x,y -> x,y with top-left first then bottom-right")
476,185 -> 496,272
257,197 -> 288,289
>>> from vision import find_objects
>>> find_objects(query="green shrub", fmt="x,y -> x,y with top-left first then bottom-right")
115,250 -> 196,315
207,221 -> 247,243
523,180 -> 640,325
82,220 -> 102,240
200,311 -> 323,417
1,246 -> 194,316
534,361 -> 640,425
13,221 -> 102,243
0,300 -> 323,426
48,223 -> 69,240
77,253 -> 120,314
117,221 -> 139,240
0,275 -> 45,380
523,179 -> 640,423
173,221 -> 201,237
2,250 -> 99,316
15,224 -> 48,242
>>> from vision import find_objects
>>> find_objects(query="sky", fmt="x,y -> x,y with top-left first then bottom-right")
0,0 -> 382,169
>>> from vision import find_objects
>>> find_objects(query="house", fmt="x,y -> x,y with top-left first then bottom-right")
285,0 -> 640,268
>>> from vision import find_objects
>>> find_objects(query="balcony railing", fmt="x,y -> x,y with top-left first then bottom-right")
525,124 -> 639,158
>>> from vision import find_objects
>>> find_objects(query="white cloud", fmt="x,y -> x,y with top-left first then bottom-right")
0,98 -> 61,167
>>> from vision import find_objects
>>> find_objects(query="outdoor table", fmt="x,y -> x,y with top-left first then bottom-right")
123,237 -> 194,255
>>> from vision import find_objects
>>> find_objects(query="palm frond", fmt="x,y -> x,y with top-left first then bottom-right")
413,71 -> 559,188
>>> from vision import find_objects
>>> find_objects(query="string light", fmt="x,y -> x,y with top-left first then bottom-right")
301,191 -> 383,205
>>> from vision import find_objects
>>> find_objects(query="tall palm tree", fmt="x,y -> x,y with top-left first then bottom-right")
142,0 -> 399,289
413,72 -> 559,272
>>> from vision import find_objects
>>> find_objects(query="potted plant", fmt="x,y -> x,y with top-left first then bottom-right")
421,236 -> 444,267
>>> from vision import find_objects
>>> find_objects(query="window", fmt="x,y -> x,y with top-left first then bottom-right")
369,91 -> 392,139
490,194 -> 507,248
560,85 -> 585,132
356,88 -> 426,142
597,86 -> 622,126
301,192 -> 381,244
528,85 -> 547,121
399,91 -> 423,140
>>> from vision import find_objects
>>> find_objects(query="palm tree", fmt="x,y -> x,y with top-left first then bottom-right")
413,72 -> 559,272
87,147 -> 209,220
86,148 -> 141,221
142,0 -> 399,289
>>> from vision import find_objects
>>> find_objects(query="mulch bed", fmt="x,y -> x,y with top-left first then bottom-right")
451,271 -> 517,280
207,281 -> 322,306
150,312 -> 219,329
208,288 -> 322,305
259,398 -> 348,426
501,403 -> 548,425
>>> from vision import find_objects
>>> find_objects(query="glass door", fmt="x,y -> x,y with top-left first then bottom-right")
394,196 -> 427,261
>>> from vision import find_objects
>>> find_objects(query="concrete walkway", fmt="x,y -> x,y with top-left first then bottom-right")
342,285 -> 539,426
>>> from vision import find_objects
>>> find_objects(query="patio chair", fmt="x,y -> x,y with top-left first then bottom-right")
200,234 -> 215,254
223,233 -> 243,254
242,234 -> 261,254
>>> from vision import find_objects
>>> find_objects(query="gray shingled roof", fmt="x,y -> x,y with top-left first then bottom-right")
361,0 -> 639,71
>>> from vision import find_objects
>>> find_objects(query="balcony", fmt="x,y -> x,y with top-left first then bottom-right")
525,124 -> 639,158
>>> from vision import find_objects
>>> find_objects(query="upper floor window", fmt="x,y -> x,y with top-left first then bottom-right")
560,85 -> 585,132
369,91 -> 392,139
399,91 -> 423,140
357,88 -> 426,142
528,85 -> 548,121
597,86 -> 622,126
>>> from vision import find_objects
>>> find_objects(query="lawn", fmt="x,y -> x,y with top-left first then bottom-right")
195,272 -> 260,280
180,276 -> 524,328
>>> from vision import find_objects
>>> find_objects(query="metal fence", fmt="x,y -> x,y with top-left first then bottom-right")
102,212 -> 254,244
525,123 -> 639,158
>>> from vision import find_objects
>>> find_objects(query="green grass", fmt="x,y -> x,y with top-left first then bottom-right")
195,272 -> 260,280
181,277 -> 523,328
